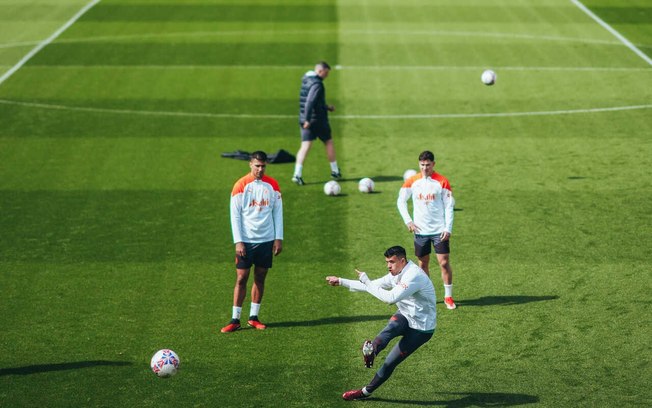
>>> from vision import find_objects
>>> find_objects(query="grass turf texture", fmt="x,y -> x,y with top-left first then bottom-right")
0,0 -> 651,406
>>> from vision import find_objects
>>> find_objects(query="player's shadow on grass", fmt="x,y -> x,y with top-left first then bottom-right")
0,360 -> 132,376
269,314 -> 388,328
371,391 -> 539,406
455,295 -> 558,307
371,175 -> 403,182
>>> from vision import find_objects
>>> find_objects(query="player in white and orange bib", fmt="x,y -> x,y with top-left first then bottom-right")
397,150 -> 457,310
221,151 -> 283,333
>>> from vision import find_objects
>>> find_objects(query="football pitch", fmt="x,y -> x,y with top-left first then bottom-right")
0,0 -> 650,406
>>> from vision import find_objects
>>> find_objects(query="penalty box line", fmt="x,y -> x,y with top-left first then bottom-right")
570,0 -> 652,67
0,0 -> 101,87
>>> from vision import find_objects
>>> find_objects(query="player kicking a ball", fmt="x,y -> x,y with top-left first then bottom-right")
326,246 -> 436,401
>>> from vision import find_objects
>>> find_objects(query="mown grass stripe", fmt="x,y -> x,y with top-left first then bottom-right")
0,29 -> 636,49
6,64 -> 651,72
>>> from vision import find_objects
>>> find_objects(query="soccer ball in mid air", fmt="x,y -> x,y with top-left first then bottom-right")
358,178 -> 375,193
324,180 -> 342,196
481,69 -> 496,85
150,349 -> 180,378
403,169 -> 417,181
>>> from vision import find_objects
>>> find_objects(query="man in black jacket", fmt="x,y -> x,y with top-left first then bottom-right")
292,61 -> 342,185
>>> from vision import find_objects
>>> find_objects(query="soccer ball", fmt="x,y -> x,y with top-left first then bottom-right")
150,349 -> 180,378
481,69 -> 496,85
323,180 -> 341,196
403,169 -> 417,181
358,178 -> 375,193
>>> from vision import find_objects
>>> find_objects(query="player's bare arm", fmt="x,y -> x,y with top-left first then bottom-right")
273,239 -> 283,256
407,221 -> 421,233
235,242 -> 246,257
326,276 -> 340,286
355,268 -> 369,283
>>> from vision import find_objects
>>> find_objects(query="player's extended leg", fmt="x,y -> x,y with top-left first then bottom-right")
372,313 -> 409,355
364,328 -> 433,394
324,138 -> 337,162
344,314 -> 408,398
296,140 -> 312,165
323,139 -> 341,178
293,141 -> 313,185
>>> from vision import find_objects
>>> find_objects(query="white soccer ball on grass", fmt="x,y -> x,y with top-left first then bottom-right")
481,69 -> 496,85
403,169 -> 417,181
358,178 -> 375,193
150,349 -> 180,378
324,180 -> 342,196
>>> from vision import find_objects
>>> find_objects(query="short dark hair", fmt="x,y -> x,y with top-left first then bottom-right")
316,61 -> 331,70
250,151 -> 268,162
419,150 -> 435,162
384,246 -> 407,259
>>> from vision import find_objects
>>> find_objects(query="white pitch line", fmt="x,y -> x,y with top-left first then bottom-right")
338,105 -> 652,119
335,65 -> 651,72
0,99 -> 650,120
0,99 -> 295,119
0,0 -> 101,87
570,0 -> 652,66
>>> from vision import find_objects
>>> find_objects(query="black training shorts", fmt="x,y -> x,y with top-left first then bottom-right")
414,234 -> 450,257
235,241 -> 274,269
300,122 -> 332,142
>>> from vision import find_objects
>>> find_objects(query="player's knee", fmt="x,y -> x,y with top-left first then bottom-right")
253,269 -> 268,282
437,257 -> 449,268
235,273 -> 249,286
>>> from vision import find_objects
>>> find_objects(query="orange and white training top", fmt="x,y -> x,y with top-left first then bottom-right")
230,174 -> 283,243
397,172 -> 455,236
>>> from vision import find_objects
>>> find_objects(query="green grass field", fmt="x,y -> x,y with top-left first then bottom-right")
1,0 -> 650,406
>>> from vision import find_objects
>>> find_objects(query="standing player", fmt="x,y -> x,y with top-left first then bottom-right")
397,150 -> 457,310
326,246 -> 436,400
221,151 -> 283,333
291,61 -> 342,185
